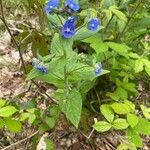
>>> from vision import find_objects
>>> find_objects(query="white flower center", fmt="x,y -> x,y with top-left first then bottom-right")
70,4 -> 74,8
91,24 -> 95,27
50,6 -> 53,9
66,28 -> 71,32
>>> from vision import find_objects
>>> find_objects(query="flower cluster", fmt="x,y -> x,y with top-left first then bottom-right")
94,62 -> 102,75
66,0 -> 80,12
32,58 -> 48,74
61,16 -> 77,38
44,0 -> 99,39
44,0 -> 59,13
44,0 -> 80,14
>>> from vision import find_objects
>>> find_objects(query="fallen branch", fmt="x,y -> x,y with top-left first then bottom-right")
1,131 -> 39,150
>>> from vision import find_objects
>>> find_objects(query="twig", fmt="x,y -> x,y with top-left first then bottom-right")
87,128 -> 94,139
0,0 -> 26,73
0,0 -> 57,104
1,131 -> 38,150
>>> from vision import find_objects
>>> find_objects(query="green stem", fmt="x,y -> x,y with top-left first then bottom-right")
117,0 -> 143,40
104,14 -> 114,34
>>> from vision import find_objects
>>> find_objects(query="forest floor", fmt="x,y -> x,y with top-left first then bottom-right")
0,23 -> 150,150
0,3 -> 150,150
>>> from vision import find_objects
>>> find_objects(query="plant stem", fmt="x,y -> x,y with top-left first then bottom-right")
1,131 -> 38,150
102,14 -> 114,40
117,0 -> 143,40
104,14 -> 114,34
0,0 -> 27,73
0,0 -> 57,104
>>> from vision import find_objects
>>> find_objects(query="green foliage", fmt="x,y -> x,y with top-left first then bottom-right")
140,105 -> 150,119
127,114 -> 139,128
0,106 -> 18,117
4,118 -> 22,132
93,121 -> 112,132
134,118 -> 150,135
3,0 -> 150,148
117,142 -> 137,150
127,128 -> 143,148
0,99 -> 22,132
100,104 -> 114,122
112,119 -> 129,130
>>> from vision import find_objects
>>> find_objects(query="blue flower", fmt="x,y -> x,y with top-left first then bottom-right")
60,17 -> 77,38
65,16 -> 77,24
61,23 -> 75,38
94,62 -> 102,75
88,18 -> 99,31
44,0 -> 59,13
66,0 -> 80,12
32,58 -> 48,74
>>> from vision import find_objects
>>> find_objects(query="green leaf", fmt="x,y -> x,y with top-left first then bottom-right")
19,113 -> 30,122
26,68 -> 41,80
127,114 -> 139,128
0,118 -> 4,128
81,35 -> 108,55
128,52 -> 140,59
4,118 -> 22,132
93,121 -> 112,132
109,6 -> 127,22
62,90 -> 82,128
126,128 -> 142,148
142,58 -> 150,68
28,114 -> 36,125
49,105 -> 60,119
39,124 -> 49,134
102,9 -> 112,21
112,119 -> 129,130
101,0 -> 115,9
106,92 -> 120,101
0,106 -> 18,117
124,100 -> 135,112
134,118 -> 150,135
82,34 -> 100,43
142,58 -> 150,76
90,41 -> 109,54
129,18 -> 150,30
117,142 -> 137,150
44,117 -> 55,129
134,59 -> 143,73
47,14 -> 64,26
74,26 -> 102,41
79,8 -> 97,18
111,103 -> 131,114
51,33 -> 73,57
0,99 -> 6,108
100,104 -> 114,122
45,138 -> 54,150
122,82 -> 136,93
31,31 -> 49,56
106,42 -> 129,56
140,105 -> 150,119
116,87 -> 128,100
145,66 -> 150,76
